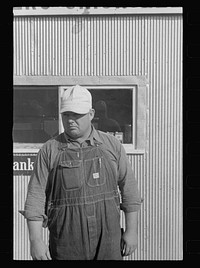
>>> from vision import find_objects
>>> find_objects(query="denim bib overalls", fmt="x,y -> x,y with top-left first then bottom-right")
45,140 -> 122,260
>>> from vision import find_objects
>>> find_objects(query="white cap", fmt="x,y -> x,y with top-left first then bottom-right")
60,85 -> 92,114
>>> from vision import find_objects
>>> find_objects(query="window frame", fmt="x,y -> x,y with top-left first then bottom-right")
13,76 -> 147,154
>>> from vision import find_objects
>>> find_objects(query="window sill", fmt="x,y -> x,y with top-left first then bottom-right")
13,143 -> 43,153
122,144 -> 145,154
13,143 -> 145,155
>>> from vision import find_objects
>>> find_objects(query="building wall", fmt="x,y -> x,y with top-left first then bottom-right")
13,14 -> 183,260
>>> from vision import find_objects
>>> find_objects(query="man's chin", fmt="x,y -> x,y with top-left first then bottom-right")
67,129 -> 80,139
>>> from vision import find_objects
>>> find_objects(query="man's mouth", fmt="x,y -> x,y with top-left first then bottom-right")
69,125 -> 77,129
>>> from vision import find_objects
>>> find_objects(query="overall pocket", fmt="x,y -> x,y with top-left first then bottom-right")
59,160 -> 82,190
84,156 -> 106,187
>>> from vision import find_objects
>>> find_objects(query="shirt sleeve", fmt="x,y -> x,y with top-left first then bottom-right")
19,146 -> 50,225
117,144 -> 143,213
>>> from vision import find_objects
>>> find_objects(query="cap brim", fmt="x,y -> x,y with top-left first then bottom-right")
60,106 -> 91,114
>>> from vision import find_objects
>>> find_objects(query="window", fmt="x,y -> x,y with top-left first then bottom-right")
89,87 -> 133,144
13,86 -> 58,143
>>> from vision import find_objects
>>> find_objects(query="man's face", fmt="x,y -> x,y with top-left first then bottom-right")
61,109 -> 95,139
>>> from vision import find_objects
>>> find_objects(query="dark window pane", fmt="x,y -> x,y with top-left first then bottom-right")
89,88 -> 132,143
13,86 -> 58,143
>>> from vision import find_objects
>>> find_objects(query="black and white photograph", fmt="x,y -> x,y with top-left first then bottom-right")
13,6 -> 183,260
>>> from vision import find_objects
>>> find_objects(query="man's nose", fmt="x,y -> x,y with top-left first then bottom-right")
68,116 -> 75,123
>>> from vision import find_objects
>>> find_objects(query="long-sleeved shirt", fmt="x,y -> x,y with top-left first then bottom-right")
21,127 -> 142,223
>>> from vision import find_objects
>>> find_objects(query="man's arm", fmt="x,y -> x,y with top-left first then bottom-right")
121,211 -> 138,256
27,220 -> 51,260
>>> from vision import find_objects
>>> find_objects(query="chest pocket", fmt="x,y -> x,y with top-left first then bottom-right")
59,160 -> 82,191
84,157 -> 106,187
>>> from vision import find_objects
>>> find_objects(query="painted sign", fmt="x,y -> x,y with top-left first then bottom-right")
13,7 -> 182,16
13,153 -> 37,176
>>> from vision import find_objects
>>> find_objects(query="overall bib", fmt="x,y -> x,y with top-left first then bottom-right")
45,141 -> 122,260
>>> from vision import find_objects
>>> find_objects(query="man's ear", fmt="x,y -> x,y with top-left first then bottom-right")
89,109 -> 95,121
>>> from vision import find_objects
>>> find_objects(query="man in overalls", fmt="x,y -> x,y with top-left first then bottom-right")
21,85 -> 142,260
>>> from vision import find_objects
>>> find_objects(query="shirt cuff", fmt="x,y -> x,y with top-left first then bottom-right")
19,210 -> 48,227
120,198 -> 143,212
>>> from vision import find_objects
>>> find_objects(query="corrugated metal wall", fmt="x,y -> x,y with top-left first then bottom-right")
13,14 -> 183,260
13,15 -> 182,77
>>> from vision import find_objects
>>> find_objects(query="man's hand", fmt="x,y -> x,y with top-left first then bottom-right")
121,229 -> 138,256
121,211 -> 139,257
27,220 -> 51,260
30,239 -> 52,260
